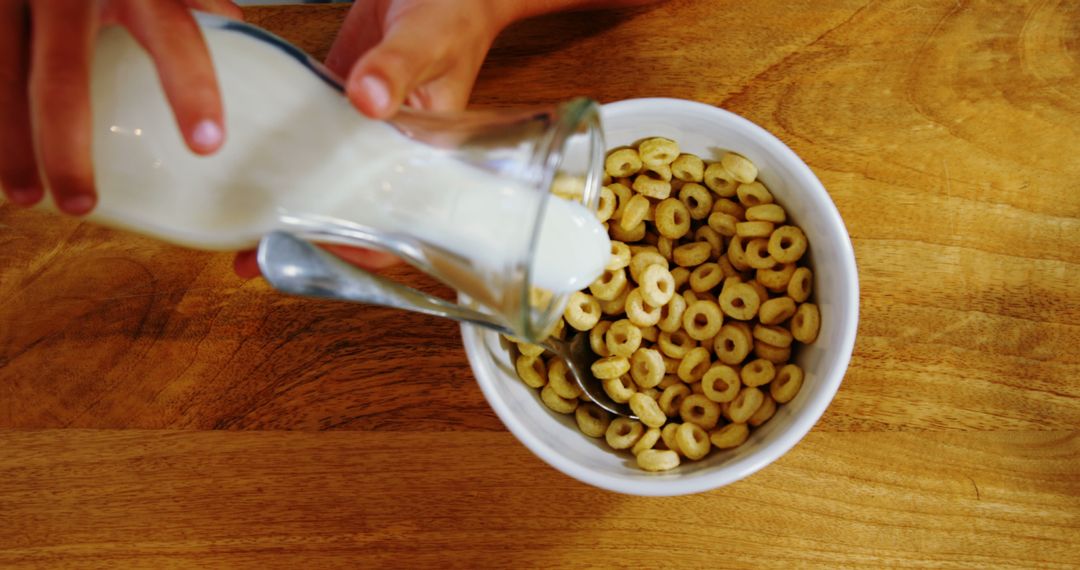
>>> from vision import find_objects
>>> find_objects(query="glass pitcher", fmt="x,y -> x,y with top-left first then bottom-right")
31,13 -> 610,342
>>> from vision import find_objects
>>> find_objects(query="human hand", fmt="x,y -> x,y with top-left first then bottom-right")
0,0 -> 241,215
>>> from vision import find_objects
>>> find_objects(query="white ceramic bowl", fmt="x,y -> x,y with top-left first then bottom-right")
462,98 -> 859,496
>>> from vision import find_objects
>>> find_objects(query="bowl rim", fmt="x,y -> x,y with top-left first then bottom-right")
462,97 -> 860,496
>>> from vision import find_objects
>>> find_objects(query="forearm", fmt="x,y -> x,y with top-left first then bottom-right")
492,0 -> 665,29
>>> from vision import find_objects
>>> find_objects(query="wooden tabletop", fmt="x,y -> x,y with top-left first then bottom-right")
2,1 -> 1078,567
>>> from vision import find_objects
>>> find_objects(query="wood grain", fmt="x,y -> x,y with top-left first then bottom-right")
1,0 -> 1078,567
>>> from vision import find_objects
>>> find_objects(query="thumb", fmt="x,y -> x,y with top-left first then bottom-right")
343,17 -> 445,119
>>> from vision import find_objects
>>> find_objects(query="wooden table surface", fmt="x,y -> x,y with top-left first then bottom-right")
2,1 -> 1078,567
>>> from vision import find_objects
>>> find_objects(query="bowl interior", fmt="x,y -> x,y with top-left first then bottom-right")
462,98 -> 859,496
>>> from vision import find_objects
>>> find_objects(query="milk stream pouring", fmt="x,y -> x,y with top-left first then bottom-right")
34,15 -> 611,339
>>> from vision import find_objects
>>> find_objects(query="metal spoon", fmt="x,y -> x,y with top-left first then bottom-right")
256,231 -> 634,418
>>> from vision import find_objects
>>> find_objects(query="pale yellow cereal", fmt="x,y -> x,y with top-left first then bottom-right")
564,291 -> 601,331
589,321 -> 613,357
740,358 -> 776,387
639,137 -> 680,166
753,324 -> 793,348
658,382 -> 692,418
746,203 -> 786,224
736,181 -> 774,207
727,387 -> 765,424
713,323 -> 753,365
689,263 -> 724,293
735,220 -> 775,239
620,194 -> 651,231
632,173 -> 672,199
630,392 -> 667,428
631,427 -> 662,455
575,403 -> 611,438
605,319 -> 643,358
654,198 -> 692,239
515,354 -> 548,388
591,355 -> 630,380
673,241 -> 712,267
768,225 -> 808,264
721,152 -> 758,184
547,358 -> 583,399
679,183 -> 714,220
757,262 -> 797,293
710,422 -> 749,449
791,302 -> 821,343
605,417 -> 645,450
703,162 -> 738,197
630,347 -> 665,389
679,394 -> 722,430
541,384 -> 579,414
640,264 -> 676,307
658,329 -> 696,359
718,282 -> 760,321
636,449 -> 680,472
788,267 -> 813,303
770,364 -> 804,404
701,363 -> 741,403
748,393 -> 777,426
671,153 -> 705,182
675,422 -> 712,460
681,300 -> 724,341
602,374 -> 636,403
676,346 -> 712,383
605,148 -> 642,178
759,296 -> 797,325
629,250 -> 669,283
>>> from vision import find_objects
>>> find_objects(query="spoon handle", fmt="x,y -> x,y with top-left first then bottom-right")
257,231 -> 516,336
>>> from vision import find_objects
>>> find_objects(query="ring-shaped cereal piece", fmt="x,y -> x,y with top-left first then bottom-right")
658,329 -> 697,359
605,318 -> 643,358
636,449 -> 680,471
588,267 -> 628,301
703,162 -> 738,197
673,241 -> 712,267
657,236 -> 675,261
630,347 -> 665,389
599,286 -> 630,316
596,185 -> 616,223
746,203 -> 786,224
679,394 -> 722,431
759,296 -> 797,325
757,262 -> 797,293
726,387 -> 765,424
515,354 -> 548,388
788,267 -> 813,303
629,392 -> 667,428
718,282 -> 761,321
625,288 -> 663,327
589,321 -> 613,357
721,152 -> 758,184
754,340 -> 791,363
640,325 -> 659,343
629,250 -> 668,283
640,264 -> 676,306
657,293 -> 688,334
564,291 -> 601,331
791,302 -> 821,343
748,394 -> 777,427
632,172 -> 672,199
541,384 -> 579,414
661,422 -> 682,454
707,212 -> 738,237
658,382 -> 692,417
670,267 -> 691,291
639,137 -> 680,166
642,162 -> 673,182
675,422 -> 712,460
682,300 -> 725,341
591,355 -> 630,380
768,225 -> 808,264
701,363 -> 741,403
753,324 -> 793,348
740,358 -> 776,387
747,280 -> 769,305
662,356 -> 680,375
771,364 -> 805,404
608,183 -> 633,220
631,427 -> 662,456
736,181 -> 774,207
713,322 -> 753,365
515,340 -> 545,358
677,346 -> 712,383
727,235 -> 751,271
713,198 -> 745,219
607,240 -> 631,271
619,194 -> 651,231
709,422 -> 749,449
654,198 -> 692,239
605,417 -> 645,449
547,358 -> 583,399
735,220 -> 775,239
602,374 -> 637,403
671,153 -> 704,182
695,226 -> 723,259
605,148 -> 642,178
575,403 -> 611,438
609,219 -> 646,243
689,263 -> 724,293
679,183 -> 714,220
744,238 -> 775,270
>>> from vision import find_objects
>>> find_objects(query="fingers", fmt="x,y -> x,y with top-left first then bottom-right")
0,1 -> 43,206
344,11 -> 451,119
232,246 -> 400,279
112,0 -> 225,155
28,0 -> 99,215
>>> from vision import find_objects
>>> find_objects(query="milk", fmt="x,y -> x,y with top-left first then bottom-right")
80,22 -> 609,295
